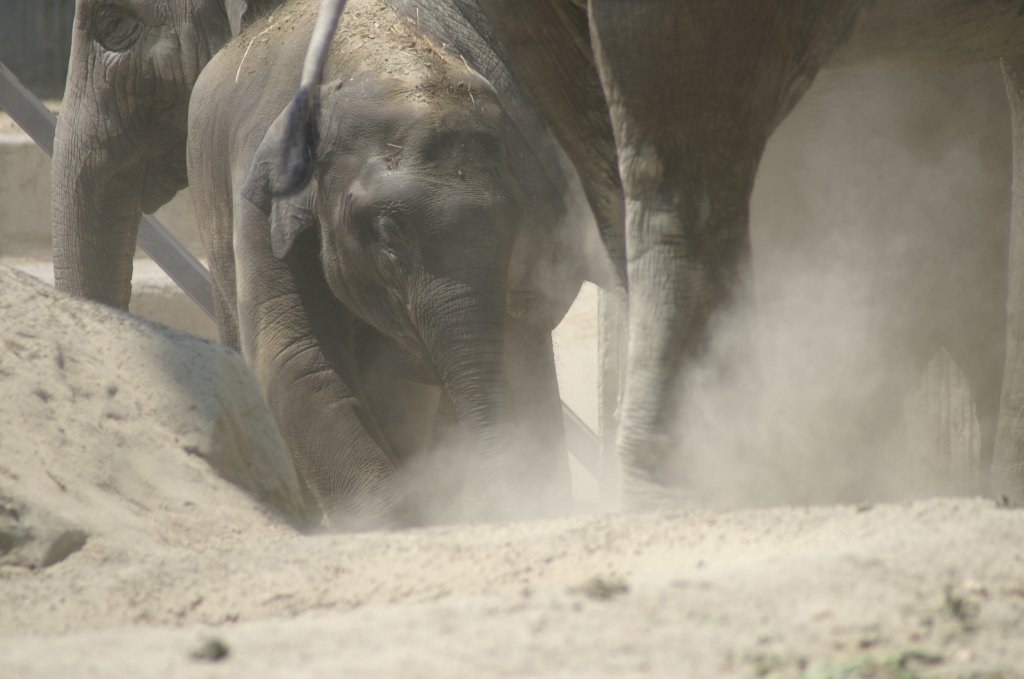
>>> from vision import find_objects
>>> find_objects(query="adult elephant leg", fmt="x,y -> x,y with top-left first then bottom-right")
588,1 -> 866,508
233,198 -> 405,529
993,55 -> 1024,502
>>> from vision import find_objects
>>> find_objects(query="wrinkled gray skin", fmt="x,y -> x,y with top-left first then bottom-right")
51,0 -> 271,308
296,0 -> 1024,506
52,0 -> 585,527
188,0 -> 584,526
467,0 -> 1024,506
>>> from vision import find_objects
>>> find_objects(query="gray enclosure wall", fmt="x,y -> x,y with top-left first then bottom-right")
0,0 -> 74,99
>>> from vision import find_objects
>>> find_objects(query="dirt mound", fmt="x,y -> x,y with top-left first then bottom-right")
0,265 -> 310,570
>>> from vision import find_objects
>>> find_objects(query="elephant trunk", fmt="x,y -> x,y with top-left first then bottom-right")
416,275 -> 518,517
51,107 -> 144,310
49,1 -> 230,310
426,280 -> 509,437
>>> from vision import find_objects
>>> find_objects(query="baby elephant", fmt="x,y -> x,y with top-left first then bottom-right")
187,0 -> 583,528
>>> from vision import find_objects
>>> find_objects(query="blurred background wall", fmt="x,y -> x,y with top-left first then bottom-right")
0,0 -> 75,98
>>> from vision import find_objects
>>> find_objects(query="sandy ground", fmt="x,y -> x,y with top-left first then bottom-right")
3,496 -> 1023,677
4,55 -> 1024,678
2,272 -> 1024,678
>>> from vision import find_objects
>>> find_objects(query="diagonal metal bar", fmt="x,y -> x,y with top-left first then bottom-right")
562,401 -> 600,477
0,61 -> 58,155
0,60 -> 215,317
0,57 -> 600,477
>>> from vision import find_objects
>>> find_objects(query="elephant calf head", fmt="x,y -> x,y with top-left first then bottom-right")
242,52 -> 537,515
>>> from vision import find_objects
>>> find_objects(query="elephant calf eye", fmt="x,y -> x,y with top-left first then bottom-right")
373,215 -> 402,242
371,214 -> 411,257
93,3 -> 143,53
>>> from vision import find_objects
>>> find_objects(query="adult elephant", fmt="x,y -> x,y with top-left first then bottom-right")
290,0 -> 1024,506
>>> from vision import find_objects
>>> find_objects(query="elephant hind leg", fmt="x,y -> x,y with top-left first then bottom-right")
992,55 -> 1024,502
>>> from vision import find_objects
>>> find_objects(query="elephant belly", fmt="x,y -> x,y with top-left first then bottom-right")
835,0 -> 1024,66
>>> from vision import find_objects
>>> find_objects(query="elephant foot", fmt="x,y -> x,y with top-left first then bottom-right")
990,457 -> 1024,505
991,422 -> 1024,504
462,481 -> 518,523
620,475 -> 698,514
617,430 -> 698,513
990,477 -> 1024,505
460,457 -> 530,523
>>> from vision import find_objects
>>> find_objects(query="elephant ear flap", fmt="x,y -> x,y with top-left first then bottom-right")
269,181 -> 316,259
242,113 -> 317,260
223,0 -> 251,36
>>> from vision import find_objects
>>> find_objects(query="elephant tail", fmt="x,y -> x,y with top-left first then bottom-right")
273,0 -> 350,197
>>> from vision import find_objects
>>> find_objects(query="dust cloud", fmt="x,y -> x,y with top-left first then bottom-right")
351,61 -> 1012,524
668,61 -> 1011,509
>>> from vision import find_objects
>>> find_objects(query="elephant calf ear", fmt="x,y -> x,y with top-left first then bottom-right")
269,182 -> 316,259
242,117 -> 318,260
272,87 -> 319,198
